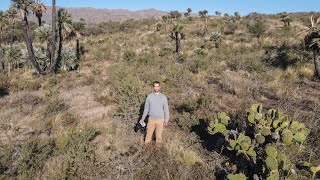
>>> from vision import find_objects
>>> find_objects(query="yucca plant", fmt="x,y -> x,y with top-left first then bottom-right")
60,45 -> 77,71
3,45 -> 22,75
280,12 -> 292,27
210,31 -> 222,48
34,23 -> 52,70
170,24 -> 185,54
72,18 -> 86,60
304,15 -> 320,78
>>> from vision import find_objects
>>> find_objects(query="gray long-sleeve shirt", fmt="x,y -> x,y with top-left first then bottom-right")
141,92 -> 170,121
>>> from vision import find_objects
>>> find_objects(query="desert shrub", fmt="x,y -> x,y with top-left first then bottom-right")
44,90 -> 68,117
159,46 -> 173,57
194,48 -> 207,57
109,65 -> 147,120
0,138 -> 55,179
123,49 -> 136,62
224,21 -> 238,35
263,43 -> 312,70
188,57 -> 208,73
137,51 -> 157,66
9,79 -> 41,92
56,126 -> 100,178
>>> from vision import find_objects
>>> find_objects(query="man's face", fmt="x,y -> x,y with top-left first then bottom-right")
153,83 -> 161,92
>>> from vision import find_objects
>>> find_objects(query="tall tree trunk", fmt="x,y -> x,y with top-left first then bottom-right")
0,25 -> 2,47
37,14 -> 42,26
46,41 -> 51,65
0,25 -> 3,70
176,32 -> 181,54
314,51 -> 320,79
10,22 -> 15,47
76,37 -> 80,60
8,62 -> 10,76
49,0 -> 56,72
53,24 -> 63,73
22,11 -> 43,74
0,48 -> 3,70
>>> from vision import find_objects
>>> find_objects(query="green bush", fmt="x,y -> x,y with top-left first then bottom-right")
0,138 -> 55,179
109,65 -> 147,120
55,126 -> 100,179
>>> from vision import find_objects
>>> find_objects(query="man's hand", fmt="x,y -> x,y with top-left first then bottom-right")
139,119 -> 145,126
163,120 -> 168,126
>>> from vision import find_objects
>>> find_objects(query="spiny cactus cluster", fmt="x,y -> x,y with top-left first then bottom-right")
247,104 -> 310,146
207,104 -> 311,179
207,112 -> 230,136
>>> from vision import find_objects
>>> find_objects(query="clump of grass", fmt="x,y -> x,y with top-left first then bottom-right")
43,90 -> 68,117
298,66 -> 314,80
180,150 -> 203,165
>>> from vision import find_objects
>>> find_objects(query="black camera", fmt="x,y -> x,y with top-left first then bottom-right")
134,122 -> 146,133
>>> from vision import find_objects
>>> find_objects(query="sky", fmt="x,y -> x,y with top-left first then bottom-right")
0,0 -> 319,15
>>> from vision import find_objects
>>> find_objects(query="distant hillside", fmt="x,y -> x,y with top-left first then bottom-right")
28,7 -> 168,23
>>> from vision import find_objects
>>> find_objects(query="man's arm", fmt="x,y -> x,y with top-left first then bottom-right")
140,96 -> 150,122
163,96 -> 170,122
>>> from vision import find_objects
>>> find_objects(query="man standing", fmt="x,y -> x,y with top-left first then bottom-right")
139,81 -> 170,148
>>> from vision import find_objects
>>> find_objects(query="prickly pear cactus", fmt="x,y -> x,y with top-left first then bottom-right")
227,173 -> 247,180
208,112 -> 230,136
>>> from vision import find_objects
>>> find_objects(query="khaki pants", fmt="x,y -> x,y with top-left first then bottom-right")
145,118 -> 164,145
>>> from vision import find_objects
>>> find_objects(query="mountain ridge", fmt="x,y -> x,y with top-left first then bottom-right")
28,6 -> 168,23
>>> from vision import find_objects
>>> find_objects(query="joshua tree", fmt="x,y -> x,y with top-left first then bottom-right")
11,0 -> 43,74
187,8 -> 192,15
170,24 -> 185,54
4,45 -> 22,75
304,15 -> 320,79
0,11 -> 7,70
33,0 -> 47,26
210,31 -> 223,48
168,11 -> 181,23
34,24 -> 52,70
72,18 -> 86,60
156,22 -> 162,31
280,12 -> 292,27
248,17 -> 267,45
198,10 -> 209,28
234,12 -> 241,21
53,8 -> 73,73
215,11 -> 222,17
184,8 -> 192,20
162,15 -> 168,30
6,7 -> 18,46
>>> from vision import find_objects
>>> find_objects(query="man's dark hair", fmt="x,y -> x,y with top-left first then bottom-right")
153,81 -> 160,86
